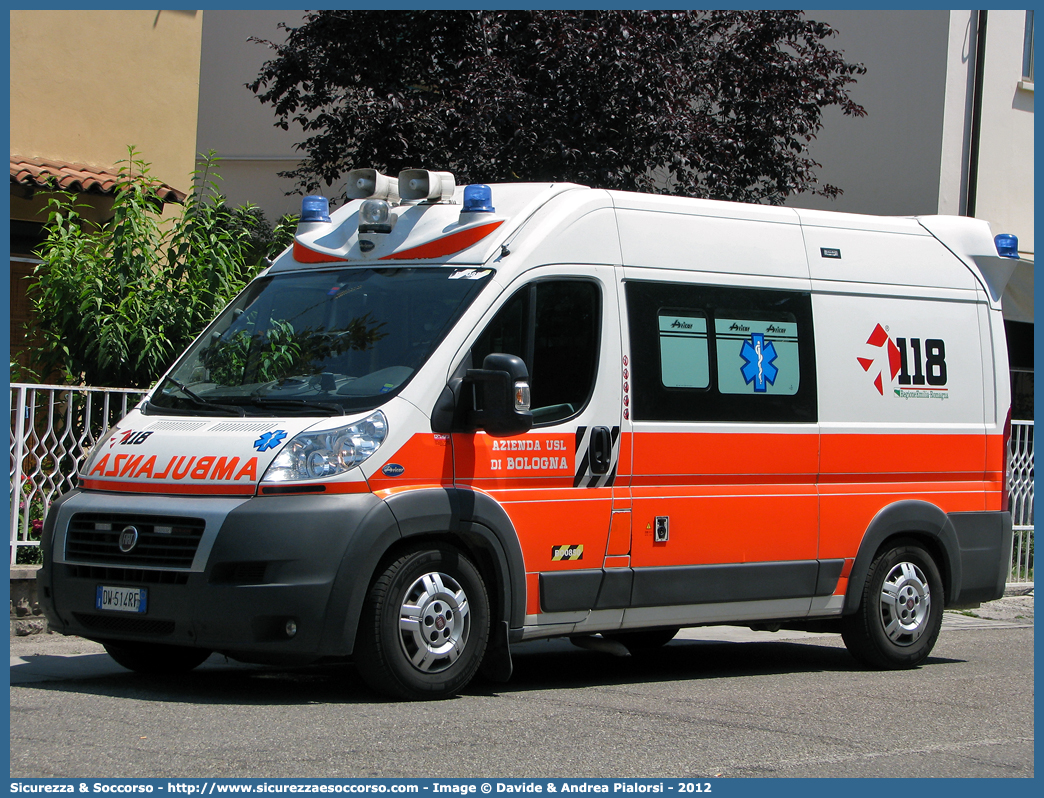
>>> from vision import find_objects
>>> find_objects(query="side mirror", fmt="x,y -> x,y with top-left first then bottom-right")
464,353 -> 533,436
429,353 -> 533,436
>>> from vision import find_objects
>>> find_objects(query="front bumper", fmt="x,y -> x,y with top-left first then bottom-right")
38,488 -> 384,664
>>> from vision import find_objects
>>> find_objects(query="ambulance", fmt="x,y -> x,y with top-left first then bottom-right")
38,170 -> 1016,700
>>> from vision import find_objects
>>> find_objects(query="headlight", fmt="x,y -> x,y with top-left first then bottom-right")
261,411 -> 388,482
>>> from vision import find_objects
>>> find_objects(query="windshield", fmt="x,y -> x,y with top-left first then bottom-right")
148,266 -> 494,416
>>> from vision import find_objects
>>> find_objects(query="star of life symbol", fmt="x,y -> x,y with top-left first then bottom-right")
858,323 -> 902,395
740,333 -> 778,392
254,429 -> 288,452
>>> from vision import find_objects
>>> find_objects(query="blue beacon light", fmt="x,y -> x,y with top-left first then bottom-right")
463,184 -> 495,213
301,195 -> 332,223
994,233 -> 1019,259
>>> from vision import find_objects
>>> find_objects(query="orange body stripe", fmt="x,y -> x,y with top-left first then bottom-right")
630,430 -> 997,482
819,433 -> 987,480
630,431 -> 819,480
606,512 -> 631,556
525,572 -> 541,615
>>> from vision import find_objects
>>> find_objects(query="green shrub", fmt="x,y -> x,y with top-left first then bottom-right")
28,148 -> 293,388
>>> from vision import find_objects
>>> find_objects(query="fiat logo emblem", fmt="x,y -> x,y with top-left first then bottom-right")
118,525 -> 139,553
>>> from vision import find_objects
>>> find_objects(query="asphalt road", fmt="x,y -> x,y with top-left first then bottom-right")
10,597 -> 1034,779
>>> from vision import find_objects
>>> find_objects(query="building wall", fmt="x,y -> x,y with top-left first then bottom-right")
789,11 -> 1033,255
9,9 -> 204,205
196,10 -> 306,220
10,9 -> 204,376
971,10 -> 1035,257
937,11 -> 978,218
783,10 -> 953,217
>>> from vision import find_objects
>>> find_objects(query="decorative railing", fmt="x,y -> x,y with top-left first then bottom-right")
1008,420 -> 1034,582
8,384 -> 1036,583
10,384 -> 145,565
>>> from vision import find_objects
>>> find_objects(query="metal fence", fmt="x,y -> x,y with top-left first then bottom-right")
7,384 -> 1036,582
1008,420 -> 1034,582
9,384 -> 145,565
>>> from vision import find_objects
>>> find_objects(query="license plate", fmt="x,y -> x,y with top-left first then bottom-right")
96,585 -> 148,613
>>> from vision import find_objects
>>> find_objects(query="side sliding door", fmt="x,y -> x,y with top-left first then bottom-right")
622,277 -> 832,629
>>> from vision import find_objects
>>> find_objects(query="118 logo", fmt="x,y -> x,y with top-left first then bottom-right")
859,323 -> 948,395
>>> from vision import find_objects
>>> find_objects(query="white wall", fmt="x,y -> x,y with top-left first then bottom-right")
196,10 -> 307,219
784,10 -> 952,217
971,10 -> 1035,257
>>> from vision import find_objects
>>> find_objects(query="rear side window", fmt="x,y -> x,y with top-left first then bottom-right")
658,311 -> 710,389
626,281 -> 816,422
714,314 -> 801,396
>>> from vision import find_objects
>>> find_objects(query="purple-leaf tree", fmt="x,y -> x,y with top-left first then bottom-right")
250,10 -> 866,205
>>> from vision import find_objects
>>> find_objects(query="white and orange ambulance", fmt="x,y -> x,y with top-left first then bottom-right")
39,171 -> 1016,699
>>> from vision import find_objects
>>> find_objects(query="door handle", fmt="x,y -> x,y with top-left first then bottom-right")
590,426 -> 613,475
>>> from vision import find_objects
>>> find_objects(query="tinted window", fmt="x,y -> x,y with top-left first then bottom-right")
150,267 -> 493,415
658,311 -> 710,389
472,280 -> 600,425
626,281 -> 816,422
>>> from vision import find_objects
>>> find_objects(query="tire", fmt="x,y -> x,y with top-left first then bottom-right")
604,627 -> 679,653
355,546 -> 490,700
103,641 -> 212,674
842,541 -> 943,669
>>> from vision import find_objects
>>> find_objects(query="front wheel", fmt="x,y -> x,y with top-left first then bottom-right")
842,541 -> 943,669
355,546 -> 490,700
103,641 -> 212,674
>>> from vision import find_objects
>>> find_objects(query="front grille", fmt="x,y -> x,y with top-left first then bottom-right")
66,513 -> 205,569
65,564 -> 190,585
73,612 -> 176,636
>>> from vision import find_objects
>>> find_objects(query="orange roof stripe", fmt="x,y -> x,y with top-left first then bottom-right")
380,220 -> 504,260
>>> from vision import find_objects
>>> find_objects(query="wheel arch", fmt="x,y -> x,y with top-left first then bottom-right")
320,487 -> 525,657
843,500 -> 963,615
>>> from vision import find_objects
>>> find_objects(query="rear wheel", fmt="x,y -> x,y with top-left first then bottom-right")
103,641 -> 212,674
842,542 -> 943,669
355,546 -> 490,700
604,627 -> 679,653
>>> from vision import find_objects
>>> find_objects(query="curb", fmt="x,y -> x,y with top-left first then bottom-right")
1003,582 -> 1034,597
10,565 -> 48,637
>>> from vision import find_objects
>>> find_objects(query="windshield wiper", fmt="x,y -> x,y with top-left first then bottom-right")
157,378 -> 247,416
247,397 -> 346,416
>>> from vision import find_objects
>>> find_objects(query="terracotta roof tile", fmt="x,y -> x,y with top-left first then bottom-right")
10,156 -> 186,203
